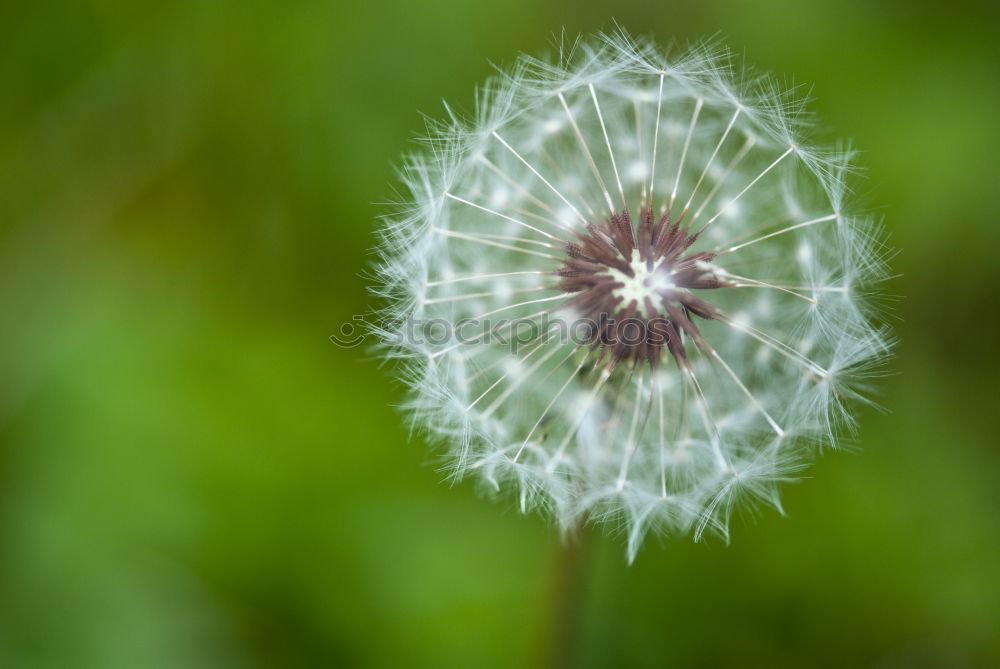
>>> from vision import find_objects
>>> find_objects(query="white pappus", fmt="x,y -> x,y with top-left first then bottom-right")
371,30 -> 892,562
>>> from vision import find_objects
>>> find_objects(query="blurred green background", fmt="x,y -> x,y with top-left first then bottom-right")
1,1 -> 998,667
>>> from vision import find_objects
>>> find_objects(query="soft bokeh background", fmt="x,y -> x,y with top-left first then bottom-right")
1,1 -> 998,667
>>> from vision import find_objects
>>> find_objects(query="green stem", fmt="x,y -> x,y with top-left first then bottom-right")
547,525 -> 589,669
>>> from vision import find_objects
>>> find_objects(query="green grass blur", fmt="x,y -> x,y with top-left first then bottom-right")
1,1 -> 998,667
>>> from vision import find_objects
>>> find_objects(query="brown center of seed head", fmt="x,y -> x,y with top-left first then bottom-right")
557,207 -> 729,369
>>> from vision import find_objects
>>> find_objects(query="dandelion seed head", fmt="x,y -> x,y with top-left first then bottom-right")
373,31 -> 891,562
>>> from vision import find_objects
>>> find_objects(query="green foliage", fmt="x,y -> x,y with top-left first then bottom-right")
0,1 -> 997,667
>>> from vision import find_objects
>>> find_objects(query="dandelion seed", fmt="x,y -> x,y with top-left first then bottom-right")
373,31 -> 892,562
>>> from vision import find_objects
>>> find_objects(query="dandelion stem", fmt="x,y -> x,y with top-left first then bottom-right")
545,519 -> 589,669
